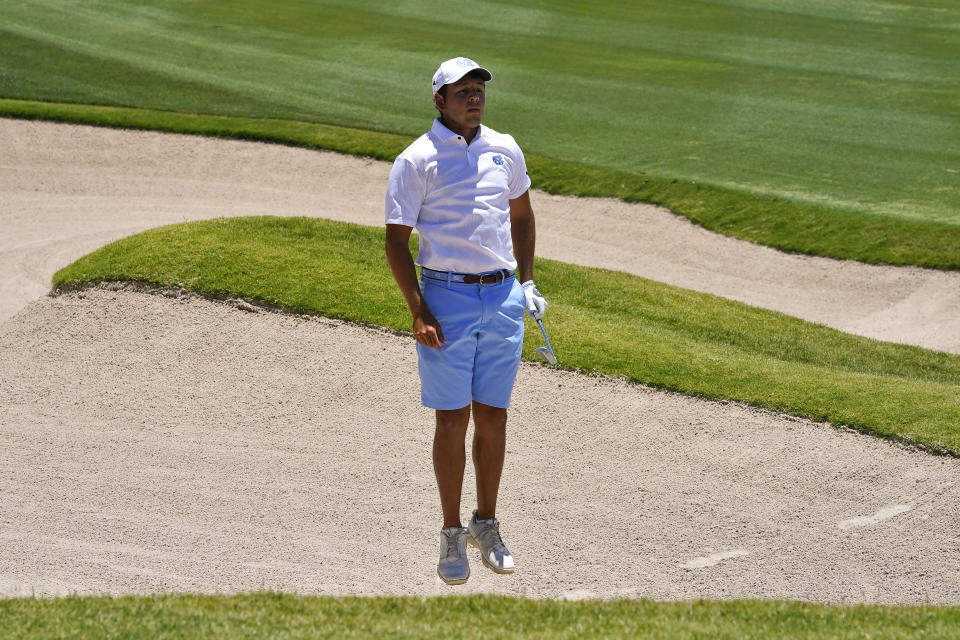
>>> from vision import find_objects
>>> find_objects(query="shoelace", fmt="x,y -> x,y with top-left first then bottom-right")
443,529 -> 464,560
475,519 -> 506,552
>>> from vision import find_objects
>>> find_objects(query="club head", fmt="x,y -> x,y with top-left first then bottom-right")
535,346 -> 557,365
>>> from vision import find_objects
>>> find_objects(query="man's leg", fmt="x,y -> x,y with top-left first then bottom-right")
434,405 -> 471,528
472,401 -> 507,520
467,401 -> 514,574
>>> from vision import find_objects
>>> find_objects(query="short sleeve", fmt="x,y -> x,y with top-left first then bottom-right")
507,142 -> 531,199
385,155 -> 425,227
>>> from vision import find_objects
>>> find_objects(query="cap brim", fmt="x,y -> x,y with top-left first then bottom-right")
432,60 -> 493,95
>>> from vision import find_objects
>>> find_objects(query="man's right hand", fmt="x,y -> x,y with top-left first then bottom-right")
414,309 -> 446,349
386,224 -> 447,349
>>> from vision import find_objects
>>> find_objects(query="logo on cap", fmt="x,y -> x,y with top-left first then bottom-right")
432,57 -> 491,95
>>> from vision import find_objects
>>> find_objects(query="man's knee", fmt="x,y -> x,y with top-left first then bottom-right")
436,405 -> 471,434
472,401 -> 507,434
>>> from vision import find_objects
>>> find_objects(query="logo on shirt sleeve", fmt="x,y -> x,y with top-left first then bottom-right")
492,155 -> 504,165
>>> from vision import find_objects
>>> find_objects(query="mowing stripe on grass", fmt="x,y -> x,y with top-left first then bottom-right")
3,0 -> 959,227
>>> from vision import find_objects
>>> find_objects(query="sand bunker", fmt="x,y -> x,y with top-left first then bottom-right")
1,118 -> 959,603
1,288 -> 958,603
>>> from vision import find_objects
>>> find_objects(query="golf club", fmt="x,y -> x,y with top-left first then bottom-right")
534,318 -> 557,365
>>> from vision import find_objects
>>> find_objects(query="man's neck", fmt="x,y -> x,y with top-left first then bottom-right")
440,116 -> 480,144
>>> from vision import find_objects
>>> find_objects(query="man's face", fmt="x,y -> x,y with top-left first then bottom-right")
435,75 -> 486,132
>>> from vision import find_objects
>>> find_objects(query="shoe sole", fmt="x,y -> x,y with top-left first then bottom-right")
438,573 -> 469,586
467,536 -> 515,574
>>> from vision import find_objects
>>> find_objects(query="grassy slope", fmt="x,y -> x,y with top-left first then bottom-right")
52,217 -> 960,455
3,593 -> 960,640
2,0 -> 960,267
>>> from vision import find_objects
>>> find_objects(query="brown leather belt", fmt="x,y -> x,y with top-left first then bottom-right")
421,267 -> 513,285
462,269 -> 511,284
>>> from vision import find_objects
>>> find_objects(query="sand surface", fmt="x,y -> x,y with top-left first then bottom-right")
1,118 -> 959,603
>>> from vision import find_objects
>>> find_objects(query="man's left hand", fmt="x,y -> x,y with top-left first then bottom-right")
521,280 -> 547,319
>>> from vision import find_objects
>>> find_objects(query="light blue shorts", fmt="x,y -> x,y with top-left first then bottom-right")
417,270 -> 526,410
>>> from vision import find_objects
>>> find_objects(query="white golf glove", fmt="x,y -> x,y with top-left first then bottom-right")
521,280 -> 547,320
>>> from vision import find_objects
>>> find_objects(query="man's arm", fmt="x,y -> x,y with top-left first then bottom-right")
509,190 -> 535,283
510,190 -> 548,319
385,223 -> 445,349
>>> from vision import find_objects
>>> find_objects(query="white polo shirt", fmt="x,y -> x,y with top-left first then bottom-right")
385,118 -> 531,274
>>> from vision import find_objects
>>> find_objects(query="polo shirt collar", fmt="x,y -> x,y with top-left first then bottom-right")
431,117 -> 486,146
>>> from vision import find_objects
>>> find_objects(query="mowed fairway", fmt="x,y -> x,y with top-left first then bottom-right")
2,0 -> 959,266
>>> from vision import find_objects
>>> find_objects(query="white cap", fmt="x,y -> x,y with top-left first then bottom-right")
431,57 -> 492,95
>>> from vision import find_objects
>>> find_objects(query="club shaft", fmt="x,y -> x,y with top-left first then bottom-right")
536,318 -> 555,358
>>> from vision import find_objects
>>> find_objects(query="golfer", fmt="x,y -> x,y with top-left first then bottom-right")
385,57 -> 547,585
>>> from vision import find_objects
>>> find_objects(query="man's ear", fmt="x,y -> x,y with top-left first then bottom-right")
433,93 -> 445,112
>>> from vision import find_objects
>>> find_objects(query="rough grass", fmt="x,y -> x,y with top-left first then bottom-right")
3,593 -> 960,640
52,216 -> 960,455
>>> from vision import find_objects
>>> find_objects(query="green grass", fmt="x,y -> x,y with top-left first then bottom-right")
3,593 -> 960,639
53,216 -> 960,455
3,0 -> 960,268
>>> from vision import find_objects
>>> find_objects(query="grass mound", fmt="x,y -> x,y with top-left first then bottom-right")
53,216 -> 960,455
